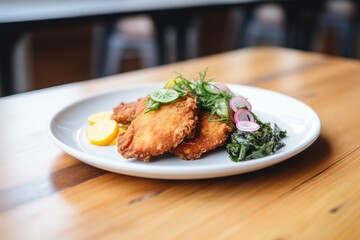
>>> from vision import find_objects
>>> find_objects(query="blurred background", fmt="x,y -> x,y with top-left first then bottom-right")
0,0 -> 359,96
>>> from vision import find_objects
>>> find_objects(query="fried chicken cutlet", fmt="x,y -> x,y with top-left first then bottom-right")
112,95 -> 196,139
170,110 -> 233,160
117,94 -> 198,161
111,97 -> 147,124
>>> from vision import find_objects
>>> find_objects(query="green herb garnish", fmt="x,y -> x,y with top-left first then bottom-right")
172,66 -> 234,122
145,66 -> 234,122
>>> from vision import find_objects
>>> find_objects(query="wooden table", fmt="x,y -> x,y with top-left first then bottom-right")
1,47 -> 359,239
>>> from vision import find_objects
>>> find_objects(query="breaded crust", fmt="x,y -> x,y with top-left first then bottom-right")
111,97 -> 147,124
170,110 -> 233,160
117,95 -> 198,161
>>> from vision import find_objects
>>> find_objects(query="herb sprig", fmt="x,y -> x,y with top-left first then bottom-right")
172,66 -> 234,122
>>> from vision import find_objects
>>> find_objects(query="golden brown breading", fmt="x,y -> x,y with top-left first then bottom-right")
117,95 -> 198,161
170,110 -> 233,160
111,97 -> 147,124
113,96 -> 196,139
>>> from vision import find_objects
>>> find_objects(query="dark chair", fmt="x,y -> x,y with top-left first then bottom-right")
101,15 -> 158,76
315,0 -> 358,58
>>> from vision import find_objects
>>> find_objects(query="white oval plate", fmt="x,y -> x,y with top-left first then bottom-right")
48,83 -> 321,179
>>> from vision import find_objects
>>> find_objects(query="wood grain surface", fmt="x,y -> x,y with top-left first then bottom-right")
0,47 -> 359,240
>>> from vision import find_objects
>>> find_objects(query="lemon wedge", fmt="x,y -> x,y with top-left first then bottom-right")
86,120 -> 119,146
87,111 -> 113,125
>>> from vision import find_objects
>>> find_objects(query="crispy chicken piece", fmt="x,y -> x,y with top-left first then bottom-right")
170,110 -> 233,160
112,96 -> 195,139
117,95 -> 198,161
111,97 -> 147,124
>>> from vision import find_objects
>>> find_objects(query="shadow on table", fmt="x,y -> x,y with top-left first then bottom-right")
50,134 -> 331,207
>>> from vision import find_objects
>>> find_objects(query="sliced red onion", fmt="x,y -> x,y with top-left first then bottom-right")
234,109 -> 255,123
236,121 -> 260,132
214,83 -> 234,95
229,96 -> 252,112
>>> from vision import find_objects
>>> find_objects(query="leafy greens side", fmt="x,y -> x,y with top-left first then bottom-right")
226,116 -> 287,162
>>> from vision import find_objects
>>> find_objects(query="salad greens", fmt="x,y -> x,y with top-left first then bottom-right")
171,66 -> 234,122
146,66 -> 234,122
